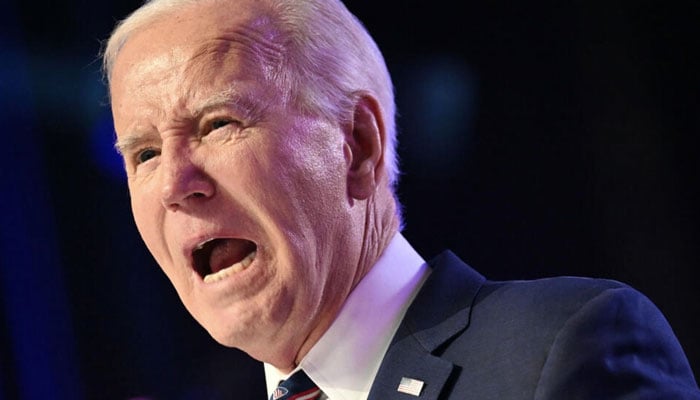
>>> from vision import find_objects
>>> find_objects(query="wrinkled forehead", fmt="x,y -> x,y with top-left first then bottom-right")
109,0 -> 288,111
110,0 -> 285,89
108,0 -> 292,136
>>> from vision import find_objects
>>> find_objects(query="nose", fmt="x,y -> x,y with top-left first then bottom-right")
159,143 -> 214,211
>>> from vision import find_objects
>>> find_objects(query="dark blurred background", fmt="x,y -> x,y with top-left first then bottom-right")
1,0 -> 698,399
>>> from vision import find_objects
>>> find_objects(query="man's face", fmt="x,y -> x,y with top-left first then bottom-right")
109,0 -> 364,368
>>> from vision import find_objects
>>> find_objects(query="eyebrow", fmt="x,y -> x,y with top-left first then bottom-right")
114,133 -> 154,156
193,89 -> 249,117
195,86 -> 262,120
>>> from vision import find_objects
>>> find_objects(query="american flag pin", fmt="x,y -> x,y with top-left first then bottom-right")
397,377 -> 425,396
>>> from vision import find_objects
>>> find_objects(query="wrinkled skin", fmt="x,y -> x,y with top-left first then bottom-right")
109,0 -> 396,371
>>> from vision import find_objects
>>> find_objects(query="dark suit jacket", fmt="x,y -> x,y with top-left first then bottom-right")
368,251 -> 700,399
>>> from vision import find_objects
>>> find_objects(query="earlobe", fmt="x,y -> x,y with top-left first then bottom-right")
345,94 -> 385,200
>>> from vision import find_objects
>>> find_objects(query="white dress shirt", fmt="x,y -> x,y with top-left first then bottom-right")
265,232 -> 430,400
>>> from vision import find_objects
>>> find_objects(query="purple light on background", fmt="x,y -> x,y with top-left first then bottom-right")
90,111 -> 126,180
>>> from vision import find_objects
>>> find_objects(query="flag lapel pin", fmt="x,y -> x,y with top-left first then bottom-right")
397,377 -> 425,396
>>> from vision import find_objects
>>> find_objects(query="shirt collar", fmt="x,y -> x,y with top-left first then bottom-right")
265,232 -> 429,400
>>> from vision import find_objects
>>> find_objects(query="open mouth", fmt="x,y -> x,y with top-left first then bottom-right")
192,238 -> 257,283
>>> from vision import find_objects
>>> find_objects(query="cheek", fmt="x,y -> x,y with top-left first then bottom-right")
284,134 -> 347,202
269,151 -> 347,245
129,185 -> 153,230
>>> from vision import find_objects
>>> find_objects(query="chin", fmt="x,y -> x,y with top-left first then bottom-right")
202,320 -> 242,347
199,311 -> 258,348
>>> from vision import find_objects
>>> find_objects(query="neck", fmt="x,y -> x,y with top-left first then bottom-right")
292,188 -> 399,370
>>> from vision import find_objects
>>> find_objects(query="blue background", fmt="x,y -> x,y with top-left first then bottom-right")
1,0 -> 698,398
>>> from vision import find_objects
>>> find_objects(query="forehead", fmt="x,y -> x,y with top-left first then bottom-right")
109,0 -> 285,120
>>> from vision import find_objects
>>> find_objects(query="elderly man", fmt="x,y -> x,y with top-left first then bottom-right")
103,0 -> 699,398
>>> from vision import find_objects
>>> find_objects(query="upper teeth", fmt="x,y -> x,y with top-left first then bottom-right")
195,238 -> 215,251
203,250 -> 257,283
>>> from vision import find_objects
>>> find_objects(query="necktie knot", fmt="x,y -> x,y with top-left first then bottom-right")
270,370 -> 321,400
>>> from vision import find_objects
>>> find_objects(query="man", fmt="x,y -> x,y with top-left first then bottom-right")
103,0 -> 700,398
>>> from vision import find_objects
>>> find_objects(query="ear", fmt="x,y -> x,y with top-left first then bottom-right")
344,94 -> 386,200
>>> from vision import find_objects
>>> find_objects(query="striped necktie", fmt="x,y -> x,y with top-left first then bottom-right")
269,369 -> 322,400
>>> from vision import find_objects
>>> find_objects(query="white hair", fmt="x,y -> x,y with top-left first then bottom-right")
102,0 -> 400,190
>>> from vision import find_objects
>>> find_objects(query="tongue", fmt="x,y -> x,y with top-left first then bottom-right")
209,239 -> 255,274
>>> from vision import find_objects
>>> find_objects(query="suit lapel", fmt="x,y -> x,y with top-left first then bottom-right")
368,251 -> 486,400
367,334 -> 453,400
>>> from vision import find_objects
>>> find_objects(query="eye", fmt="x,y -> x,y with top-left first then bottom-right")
211,119 -> 232,130
201,117 -> 242,142
136,148 -> 160,164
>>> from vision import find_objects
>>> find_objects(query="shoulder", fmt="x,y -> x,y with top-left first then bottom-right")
453,274 -> 639,354
462,269 -> 676,351
475,275 -> 632,323
426,249 -> 636,327
425,254 -> 700,397
422,249 -> 678,355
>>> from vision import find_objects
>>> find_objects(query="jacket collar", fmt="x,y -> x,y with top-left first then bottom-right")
368,250 -> 485,400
